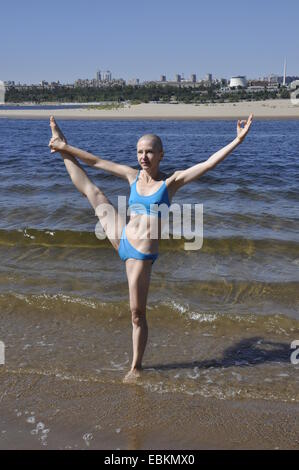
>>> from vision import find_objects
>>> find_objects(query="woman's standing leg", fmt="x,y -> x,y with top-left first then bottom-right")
124,259 -> 152,382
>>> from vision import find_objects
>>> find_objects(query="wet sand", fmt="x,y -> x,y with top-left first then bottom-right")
1,373 -> 298,450
0,99 -> 299,120
0,290 -> 299,450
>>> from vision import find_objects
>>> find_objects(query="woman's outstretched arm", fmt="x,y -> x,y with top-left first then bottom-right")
168,114 -> 253,192
59,143 -> 136,181
48,116 -> 137,183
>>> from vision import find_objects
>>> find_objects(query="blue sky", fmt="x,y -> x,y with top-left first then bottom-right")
0,0 -> 298,84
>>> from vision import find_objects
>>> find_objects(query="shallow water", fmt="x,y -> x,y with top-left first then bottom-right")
0,119 -> 298,448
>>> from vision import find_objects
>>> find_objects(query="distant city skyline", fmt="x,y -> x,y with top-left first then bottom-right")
5,68 -> 296,87
0,0 -> 298,83
1,65 -> 296,87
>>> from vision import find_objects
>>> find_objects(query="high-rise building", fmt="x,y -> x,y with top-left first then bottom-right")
160,75 -> 166,82
103,70 -> 112,81
96,70 -> 101,81
190,74 -> 197,83
175,74 -> 181,83
205,73 -> 212,82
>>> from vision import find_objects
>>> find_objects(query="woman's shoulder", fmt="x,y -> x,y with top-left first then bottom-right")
163,170 -> 179,185
128,169 -> 140,186
162,171 -> 181,202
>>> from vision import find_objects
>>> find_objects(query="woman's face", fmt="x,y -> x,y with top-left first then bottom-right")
137,138 -> 163,171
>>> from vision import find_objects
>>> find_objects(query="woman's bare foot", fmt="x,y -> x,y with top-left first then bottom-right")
122,368 -> 142,384
49,116 -> 67,153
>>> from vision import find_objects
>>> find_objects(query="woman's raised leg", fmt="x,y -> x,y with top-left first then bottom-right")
50,117 -> 123,250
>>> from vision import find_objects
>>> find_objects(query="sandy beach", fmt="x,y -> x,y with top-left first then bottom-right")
0,99 -> 299,120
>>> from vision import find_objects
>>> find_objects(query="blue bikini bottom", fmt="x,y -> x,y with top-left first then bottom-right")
118,226 -> 158,264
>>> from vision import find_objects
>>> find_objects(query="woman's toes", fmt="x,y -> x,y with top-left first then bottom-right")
50,117 -> 59,136
122,369 -> 142,383
50,116 -> 67,143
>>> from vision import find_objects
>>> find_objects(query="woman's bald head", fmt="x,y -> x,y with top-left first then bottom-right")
137,134 -> 164,155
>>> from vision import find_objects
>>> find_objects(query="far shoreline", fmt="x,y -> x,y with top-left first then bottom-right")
1,115 -> 299,121
0,99 -> 298,120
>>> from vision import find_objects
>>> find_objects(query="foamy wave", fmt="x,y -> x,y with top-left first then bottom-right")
8,292 -> 101,310
139,379 -> 299,403
158,298 -> 299,332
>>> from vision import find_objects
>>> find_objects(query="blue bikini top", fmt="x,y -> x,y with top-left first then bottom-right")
128,170 -> 171,218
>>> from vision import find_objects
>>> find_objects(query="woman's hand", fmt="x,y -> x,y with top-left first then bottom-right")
48,136 -> 67,153
237,113 -> 253,142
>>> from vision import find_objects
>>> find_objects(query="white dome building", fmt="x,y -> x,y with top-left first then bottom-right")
229,76 -> 247,89
290,80 -> 299,90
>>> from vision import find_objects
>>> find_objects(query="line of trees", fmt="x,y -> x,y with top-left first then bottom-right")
5,84 -> 290,104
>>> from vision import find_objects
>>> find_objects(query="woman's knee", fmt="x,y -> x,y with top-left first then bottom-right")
86,184 -> 105,208
131,308 -> 146,327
